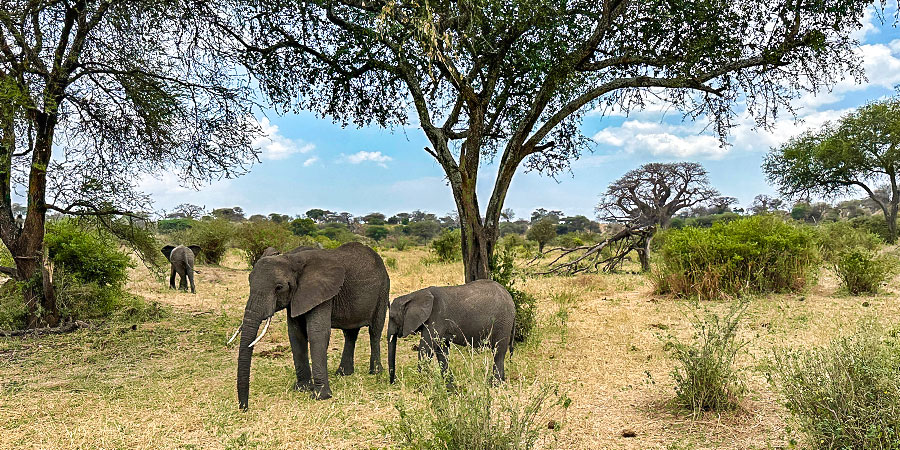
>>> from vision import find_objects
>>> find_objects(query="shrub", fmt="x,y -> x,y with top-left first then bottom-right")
235,220 -> 294,267
769,322 -> 900,449
0,279 -> 25,330
44,219 -> 136,322
157,218 -> 194,233
431,229 -> 462,262
385,235 -> 414,250
817,222 -> 895,295
384,256 -> 398,270
45,219 -> 132,288
662,301 -> 748,415
491,247 -> 536,342
180,218 -> 234,264
289,217 -> 317,236
849,215 -> 892,243
386,347 -> 566,450
654,215 -> 818,299
366,225 -> 390,241
834,249 -> 896,295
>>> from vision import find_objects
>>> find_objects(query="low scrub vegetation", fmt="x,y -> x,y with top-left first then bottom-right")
654,215 -> 818,299
174,218 -> 235,265
769,322 -> 900,449
491,248 -> 537,342
818,222 -> 896,295
234,220 -> 295,267
662,301 -> 749,415
386,347 -> 566,450
431,229 -> 462,262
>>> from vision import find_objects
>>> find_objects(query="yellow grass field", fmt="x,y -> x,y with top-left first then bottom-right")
1,248 -> 898,449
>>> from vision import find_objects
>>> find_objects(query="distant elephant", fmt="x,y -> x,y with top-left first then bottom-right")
161,245 -> 201,293
233,242 -> 389,409
387,279 -> 515,384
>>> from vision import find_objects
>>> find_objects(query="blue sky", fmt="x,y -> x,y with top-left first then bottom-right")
140,10 -> 900,220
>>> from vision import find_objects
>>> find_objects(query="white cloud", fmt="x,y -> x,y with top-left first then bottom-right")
252,117 -> 315,161
592,120 -> 729,159
340,151 -> 393,168
303,156 -> 320,167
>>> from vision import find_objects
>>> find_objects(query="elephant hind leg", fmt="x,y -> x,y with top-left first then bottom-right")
169,266 -> 176,289
368,298 -> 387,374
337,328 -> 359,376
187,269 -> 196,294
492,342 -> 507,383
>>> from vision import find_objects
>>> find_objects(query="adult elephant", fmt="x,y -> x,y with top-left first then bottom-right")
234,242 -> 389,409
161,245 -> 201,293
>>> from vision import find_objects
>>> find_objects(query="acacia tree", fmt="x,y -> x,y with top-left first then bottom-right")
597,162 -> 718,270
223,0 -> 878,281
0,0 -> 257,327
764,97 -> 900,242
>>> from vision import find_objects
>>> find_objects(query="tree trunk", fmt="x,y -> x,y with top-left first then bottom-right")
637,237 -> 651,272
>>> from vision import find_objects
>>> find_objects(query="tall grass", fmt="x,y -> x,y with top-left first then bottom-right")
661,301 -> 749,415
654,215 -> 818,299
769,321 -> 900,449
386,346 -> 567,450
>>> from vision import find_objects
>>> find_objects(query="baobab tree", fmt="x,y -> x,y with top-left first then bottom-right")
551,162 -> 719,271
0,1 -> 257,327
221,0 -> 879,281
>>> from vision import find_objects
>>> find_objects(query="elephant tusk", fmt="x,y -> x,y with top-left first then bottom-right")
226,326 -> 241,344
248,317 -> 272,348
389,334 -> 396,343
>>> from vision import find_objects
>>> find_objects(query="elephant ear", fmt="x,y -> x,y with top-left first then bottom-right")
401,289 -> 434,337
289,252 -> 346,318
188,245 -> 202,257
161,245 -> 176,261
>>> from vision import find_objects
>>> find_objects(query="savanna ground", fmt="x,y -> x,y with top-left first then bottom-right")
1,247 -> 898,449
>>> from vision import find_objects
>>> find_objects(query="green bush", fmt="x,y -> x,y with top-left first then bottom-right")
662,301 -> 748,415
654,215 -> 819,299
849,215 -> 892,243
157,218 -> 194,233
289,217 -> 317,236
0,279 -> 25,330
834,249 -> 896,295
491,247 -> 536,343
45,219 -> 132,288
366,225 -> 390,241
818,222 -> 895,295
179,218 -> 235,264
769,322 -> 900,449
385,235 -> 414,250
431,229 -> 462,262
234,220 -> 294,267
386,348 -> 565,450
45,219 -> 138,322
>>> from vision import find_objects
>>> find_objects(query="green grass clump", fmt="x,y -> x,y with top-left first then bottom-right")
654,215 -> 818,299
818,222 -> 896,295
662,301 -> 748,415
769,322 -> 900,449
386,347 -> 566,450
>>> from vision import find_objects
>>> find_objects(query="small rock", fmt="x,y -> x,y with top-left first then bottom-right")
131,324 -> 137,331
622,429 -> 637,438
862,301 -> 870,307
547,420 -> 558,430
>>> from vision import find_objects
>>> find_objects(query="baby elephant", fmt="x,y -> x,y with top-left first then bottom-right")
161,245 -> 201,293
387,279 -> 515,384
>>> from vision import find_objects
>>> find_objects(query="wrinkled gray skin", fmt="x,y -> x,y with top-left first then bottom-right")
161,245 -> 201,294
387,279 -> 515,384
237,242 -> 389,409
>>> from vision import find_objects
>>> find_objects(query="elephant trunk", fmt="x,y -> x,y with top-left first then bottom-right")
237,312 -> 262,410
388,333 -> 398,384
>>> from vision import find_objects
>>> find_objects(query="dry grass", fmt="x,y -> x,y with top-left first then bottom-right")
1,247 -> 899,449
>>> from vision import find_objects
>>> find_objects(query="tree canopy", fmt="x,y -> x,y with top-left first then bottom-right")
0,0 -> 258,327
219,0 -> 878,281
764,96 -> 900,241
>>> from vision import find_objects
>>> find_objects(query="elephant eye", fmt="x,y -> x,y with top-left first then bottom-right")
275,284 -> 285,292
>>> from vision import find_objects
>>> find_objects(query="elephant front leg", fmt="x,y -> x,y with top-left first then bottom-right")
287,314 -> 312,391
306,302 -> 333,400
417,335 -> 434,372
337,328 -> 359,376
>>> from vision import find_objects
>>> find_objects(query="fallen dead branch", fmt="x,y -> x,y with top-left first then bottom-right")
530,227 -> 651,275
0,320 -> 92,337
